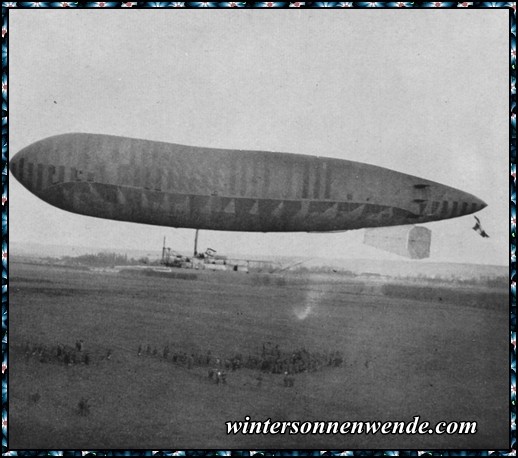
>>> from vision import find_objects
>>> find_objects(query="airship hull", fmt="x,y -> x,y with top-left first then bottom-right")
10,133 -> 486,232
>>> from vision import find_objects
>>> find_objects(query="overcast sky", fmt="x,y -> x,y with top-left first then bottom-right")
9,8 -> 508,265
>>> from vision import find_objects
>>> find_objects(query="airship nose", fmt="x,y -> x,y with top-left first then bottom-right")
10,143 -> 38,193
10,136 -> 65,196
449,190 -> 487,217
472,196 -> 487,212
413,181 -> 487,219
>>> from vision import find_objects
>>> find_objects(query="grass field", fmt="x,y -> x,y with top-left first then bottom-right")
9,261 -> 509,450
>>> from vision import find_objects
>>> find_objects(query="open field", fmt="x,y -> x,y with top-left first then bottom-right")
9,261 -> 509,450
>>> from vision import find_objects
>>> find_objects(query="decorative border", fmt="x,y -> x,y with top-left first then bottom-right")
1,2 -> 515,456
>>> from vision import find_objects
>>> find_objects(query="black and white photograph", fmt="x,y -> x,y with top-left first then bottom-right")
7,5 -> 510,451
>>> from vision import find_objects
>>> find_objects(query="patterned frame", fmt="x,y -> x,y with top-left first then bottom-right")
0,2 -> 515,456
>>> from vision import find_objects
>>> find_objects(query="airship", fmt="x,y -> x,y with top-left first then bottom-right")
10,133 -> 486,259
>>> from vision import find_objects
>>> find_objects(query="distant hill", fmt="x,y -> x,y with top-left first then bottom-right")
297,257 -> 507,281
11,241 -> 163,262
10,241 -> 507,281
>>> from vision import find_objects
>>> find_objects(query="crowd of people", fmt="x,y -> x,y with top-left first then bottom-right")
20,338 -> 344,389
137,341 -> 345,386
21,340 -> 112,367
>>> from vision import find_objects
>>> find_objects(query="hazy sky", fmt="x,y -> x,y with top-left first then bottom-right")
9,8 -> 508,265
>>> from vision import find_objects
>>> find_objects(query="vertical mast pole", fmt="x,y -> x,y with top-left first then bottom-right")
162,236 -> 166,264
194,229 -> 199,257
